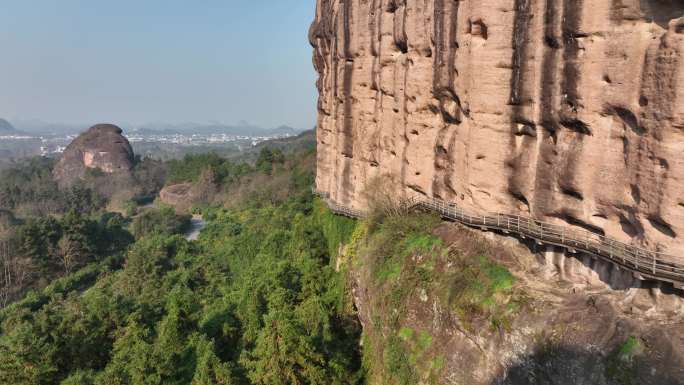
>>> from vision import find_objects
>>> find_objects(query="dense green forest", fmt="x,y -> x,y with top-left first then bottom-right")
0,138 -> 367,384
0,135 -> 313,305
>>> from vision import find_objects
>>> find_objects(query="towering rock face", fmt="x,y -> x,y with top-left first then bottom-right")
311,0 -> 684,255
53,124 -> 134,185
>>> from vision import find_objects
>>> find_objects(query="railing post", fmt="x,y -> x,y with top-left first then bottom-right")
635,249 -> 640,271
609,239 -> 613,260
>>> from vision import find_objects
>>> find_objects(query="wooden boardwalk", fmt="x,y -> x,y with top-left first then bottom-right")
315,191 -> 684,288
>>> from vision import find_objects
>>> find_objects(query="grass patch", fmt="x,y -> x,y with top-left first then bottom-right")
366,213 -> 441,284
398,327 -> 414,341
403,234 -> 443,256
382,328 -> 438,385
606,336 -> 643,385
388,327 -> 441,384
443,254 -> 522,331
417,330 -> 433,351
618,336 -> 641,360
384,335 -> 417,385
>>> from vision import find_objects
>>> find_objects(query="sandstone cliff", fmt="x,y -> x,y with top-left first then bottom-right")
53,124 -> 135,185
311,0 -> 684,255
349,217 -> 684,385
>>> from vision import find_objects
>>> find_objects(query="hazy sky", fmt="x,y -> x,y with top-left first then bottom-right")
0,1 -> 317,129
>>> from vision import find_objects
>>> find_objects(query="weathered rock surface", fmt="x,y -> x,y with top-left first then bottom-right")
351,221 -> 684,385
159,183 -> 195,210
311,0 -> 684,255
53,124 -> 134,185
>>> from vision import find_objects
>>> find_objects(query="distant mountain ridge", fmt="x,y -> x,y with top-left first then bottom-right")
9,119 -> 302,137
0,119 -> 24,135
130,122 -> 300,137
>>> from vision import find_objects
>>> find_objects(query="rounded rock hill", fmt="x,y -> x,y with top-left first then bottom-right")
53,124 -> 135,185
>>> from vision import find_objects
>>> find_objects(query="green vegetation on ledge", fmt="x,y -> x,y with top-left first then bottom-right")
346,206 -> 526,385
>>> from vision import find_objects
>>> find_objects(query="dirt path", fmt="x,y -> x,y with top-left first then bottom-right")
185,214 -> 206,241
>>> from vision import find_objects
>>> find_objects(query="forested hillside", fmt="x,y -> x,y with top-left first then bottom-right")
0,138 -> 366,384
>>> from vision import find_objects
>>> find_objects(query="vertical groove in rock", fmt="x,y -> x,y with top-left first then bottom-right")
431,0 -> 460,199
446,0 -> 459,91
559,0 -> 589,134
540,0 -> 561,135
510,0 -> 531,108
507,0 -> 536,213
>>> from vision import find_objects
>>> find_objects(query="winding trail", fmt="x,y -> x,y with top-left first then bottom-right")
185,214 -> 207,241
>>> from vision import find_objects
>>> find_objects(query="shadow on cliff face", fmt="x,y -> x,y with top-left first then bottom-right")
510,236 -> 684,296
493,345 -> 682,385
640,0 -> 684,28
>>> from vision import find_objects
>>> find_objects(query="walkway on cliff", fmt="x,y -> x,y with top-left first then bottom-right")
315,191 -> 684,289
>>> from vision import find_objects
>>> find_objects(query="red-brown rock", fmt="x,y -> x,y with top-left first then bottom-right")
311,0 -> 684,255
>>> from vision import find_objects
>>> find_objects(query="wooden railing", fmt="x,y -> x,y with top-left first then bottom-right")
314,190 -> 684,288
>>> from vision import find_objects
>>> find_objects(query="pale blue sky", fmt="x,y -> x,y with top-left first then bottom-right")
0,1 -> 317,129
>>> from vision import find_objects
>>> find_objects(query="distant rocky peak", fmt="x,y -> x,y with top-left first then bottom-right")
0,119 -> 17,133
53,123 -> 135,186
88,123 -> 124,135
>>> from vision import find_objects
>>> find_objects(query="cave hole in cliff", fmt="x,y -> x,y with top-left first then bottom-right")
560,118 -> 592,135
544,35 -> 561,49
648,216 -> 676,238
559,185 -> 584,201
611,106 -> 643,135
514,121 -> 537,137
395,39 -> 408,54
509,190 -> 530,209
631,184 -> 641,204
386,0 -> 398,13
658,157 -> 669,170
602,74 -> 612,84
410,129 -> 419,136
468,19 -> 488,40
565,31 -> 589,41
540,123 -> 559,143
639,95 -> 649,107
619,214 -> 643,238
553,213 -> 606,236
435,145 -> 448,156
439,100 -> 463,125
